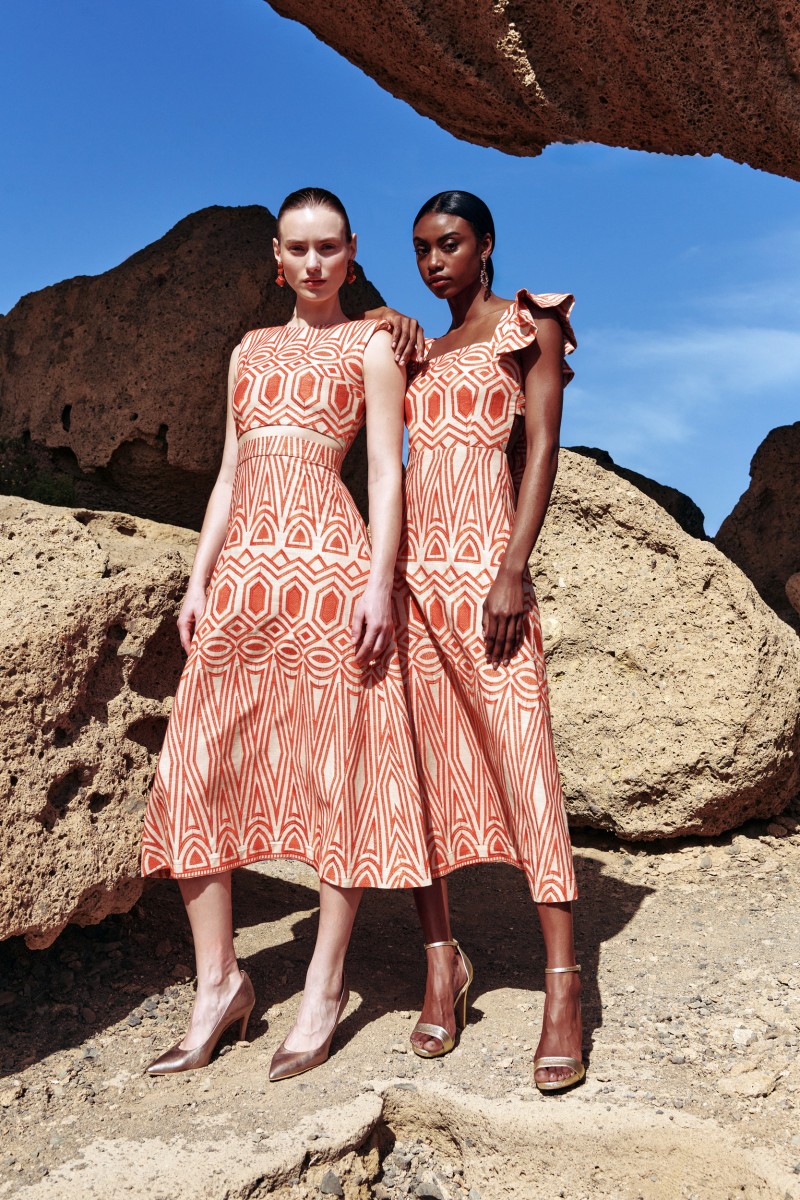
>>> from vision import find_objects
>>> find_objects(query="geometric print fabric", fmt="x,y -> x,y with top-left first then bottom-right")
140,320 -> 432,888
396,290 -> 578,902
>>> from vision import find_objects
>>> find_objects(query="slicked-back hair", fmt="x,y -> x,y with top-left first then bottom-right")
413,190 -> 496,285
276,187 -> 353,242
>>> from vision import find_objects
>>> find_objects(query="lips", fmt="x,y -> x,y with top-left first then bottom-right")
429,276 -> 449,289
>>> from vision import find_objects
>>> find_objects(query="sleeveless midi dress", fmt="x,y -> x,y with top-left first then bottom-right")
396,290 -> 578,903
141,319 -> 432,889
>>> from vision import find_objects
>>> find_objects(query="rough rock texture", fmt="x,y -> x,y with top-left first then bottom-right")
0,496 -> 197,948
266,0 -> 800,181
533,450 -> 800,840
569,446 -> 707,539
0,206 -> 383,528
787,572 -> 800,617
715,422 -> 800,633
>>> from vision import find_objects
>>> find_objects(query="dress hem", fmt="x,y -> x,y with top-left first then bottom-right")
140,847 -> 433,890
428,852 -> 578,904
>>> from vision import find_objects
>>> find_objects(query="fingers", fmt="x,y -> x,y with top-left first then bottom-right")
177,616 -> 193,655
482,608 -> 500,666
353,615 -> 392,666
415,325 -> 426,362
394,319 -> 417,366
351,604 -> 366,651
500,618 -> 518,667
483,610 -> 526,667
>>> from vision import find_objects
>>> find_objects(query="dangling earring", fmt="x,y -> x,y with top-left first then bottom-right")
480,256 -> 491,299
346,260 -> 357,285
275,262 -> 285,287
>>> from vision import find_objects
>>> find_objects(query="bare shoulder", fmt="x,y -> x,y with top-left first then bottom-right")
362,325 -> 397,370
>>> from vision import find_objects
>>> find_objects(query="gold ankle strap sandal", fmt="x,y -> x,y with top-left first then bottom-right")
534,964 -> 585,1093
411,938 -> 474,1059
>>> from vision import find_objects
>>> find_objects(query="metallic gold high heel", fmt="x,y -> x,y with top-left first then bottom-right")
146,970 -> 256,1076
269,974 -> 349,1082
411,938 -> 474,1059
534,964 -> 586,1093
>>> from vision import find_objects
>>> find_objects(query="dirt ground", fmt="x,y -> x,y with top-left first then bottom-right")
1,802 -> 799,1200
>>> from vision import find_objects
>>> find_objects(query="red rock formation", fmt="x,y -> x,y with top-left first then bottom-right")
266,0 -> 800,180
0,206 -> 382,528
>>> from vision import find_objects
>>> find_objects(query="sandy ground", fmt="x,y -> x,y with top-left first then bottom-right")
1,804 -> 799,1200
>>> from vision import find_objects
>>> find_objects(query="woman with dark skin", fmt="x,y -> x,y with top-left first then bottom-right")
396,191 -> 583,1091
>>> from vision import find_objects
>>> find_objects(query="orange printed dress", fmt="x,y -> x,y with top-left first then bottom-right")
141,319 -> 432,889
396,290 -> 577,902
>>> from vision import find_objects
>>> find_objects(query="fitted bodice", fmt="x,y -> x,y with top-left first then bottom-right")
405,290 -> 576,453
233,318 -> 391,449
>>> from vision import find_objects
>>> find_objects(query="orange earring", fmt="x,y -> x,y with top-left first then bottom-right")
275,263 -> 285,287
346,260 -> 357,285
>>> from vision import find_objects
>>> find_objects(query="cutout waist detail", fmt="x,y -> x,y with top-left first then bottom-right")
238,424 -> 344,452
236,430 -> 345,474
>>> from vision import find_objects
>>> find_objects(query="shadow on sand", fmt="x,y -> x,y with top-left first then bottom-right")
0,848 -> 653,1077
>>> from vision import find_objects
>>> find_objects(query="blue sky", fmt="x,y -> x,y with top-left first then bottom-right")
2,0 -> 798,533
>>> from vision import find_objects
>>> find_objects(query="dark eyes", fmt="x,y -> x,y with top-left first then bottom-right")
414,242 -> 459,257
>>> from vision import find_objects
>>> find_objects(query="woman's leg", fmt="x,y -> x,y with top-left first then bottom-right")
410,878 -> 470,1053
281,881 -> 363,1052
177,871 -> 244,1050
534,900 -> 583,1084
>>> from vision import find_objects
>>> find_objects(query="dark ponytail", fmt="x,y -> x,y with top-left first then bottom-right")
413,190 -> 495,285
277,187 -> 353,241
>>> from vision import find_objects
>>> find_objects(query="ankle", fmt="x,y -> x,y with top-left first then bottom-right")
196,961 -> 240,992
304,963 -> 344,998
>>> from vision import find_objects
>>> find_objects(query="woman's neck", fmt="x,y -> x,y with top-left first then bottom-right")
446,279 -> 492,330
290,295 -> 348,329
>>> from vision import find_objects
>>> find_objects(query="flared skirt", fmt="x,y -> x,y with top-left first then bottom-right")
141,436 -> 432,888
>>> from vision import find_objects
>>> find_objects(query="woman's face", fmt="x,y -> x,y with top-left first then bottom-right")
413,213 -> 491,299
273,205 -> 355,303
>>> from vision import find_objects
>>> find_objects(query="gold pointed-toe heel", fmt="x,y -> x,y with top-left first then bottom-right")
269,974 -> 349,1083
146,969 -> 256,1076
411,938 -> 474,1059
533,964 -> 586,1094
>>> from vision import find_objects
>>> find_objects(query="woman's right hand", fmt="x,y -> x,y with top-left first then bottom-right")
177,583 -> 208,654
365,305 -> 425,365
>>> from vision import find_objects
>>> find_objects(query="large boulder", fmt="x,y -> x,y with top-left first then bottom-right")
0,205 -> 382,528
715,422 -> 800,633
266,0 -> 800,181
534,450 -> 800,840
569,446 -> 707,539
0,496 -> 196,948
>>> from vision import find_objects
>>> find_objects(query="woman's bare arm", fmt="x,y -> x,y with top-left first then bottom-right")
350,329 -> 407,666
482,311 -> 564,668
176,345 -> 241,653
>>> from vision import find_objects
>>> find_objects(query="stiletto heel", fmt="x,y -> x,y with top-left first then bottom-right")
533,964 -> 585,1093
411,939 -> 474,1058
269,973 -> 349,1082
146,970 -> 256,1076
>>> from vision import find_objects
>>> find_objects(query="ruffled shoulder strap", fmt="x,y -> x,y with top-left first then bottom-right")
490,289 -> 577,386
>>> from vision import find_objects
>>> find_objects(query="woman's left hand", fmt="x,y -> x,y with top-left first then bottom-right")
376,306 -> 426,365
482,567 -> 526,668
